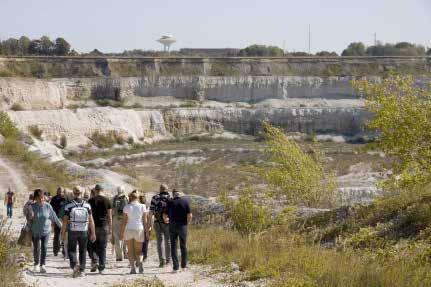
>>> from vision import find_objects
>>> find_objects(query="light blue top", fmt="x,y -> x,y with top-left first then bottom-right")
30,202 -> 62,237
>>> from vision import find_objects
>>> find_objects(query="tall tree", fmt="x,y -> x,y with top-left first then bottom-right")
341,42 -> 366,56
54,37 -> 71,55
40,36 -> 54,55
18,36 -> 31,55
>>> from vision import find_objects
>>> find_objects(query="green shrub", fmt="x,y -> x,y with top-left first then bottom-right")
10,103 -> 24,111
28,125 -> 43,140
221,188 -> 272,234
0,112 -> 19,139
89,130 -> 126,148
60,134 -> 67,149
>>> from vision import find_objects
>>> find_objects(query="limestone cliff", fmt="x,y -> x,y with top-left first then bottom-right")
6,107 -> 368,148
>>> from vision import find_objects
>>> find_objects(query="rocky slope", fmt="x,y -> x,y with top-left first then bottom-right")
7,106 -> 368,148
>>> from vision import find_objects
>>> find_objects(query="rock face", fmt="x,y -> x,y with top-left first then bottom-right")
0,76 -> 369,110
6,106 -> 368,148
7,108 -> 168,147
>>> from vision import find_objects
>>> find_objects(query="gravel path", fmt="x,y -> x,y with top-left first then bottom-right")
0,156 -> 223,287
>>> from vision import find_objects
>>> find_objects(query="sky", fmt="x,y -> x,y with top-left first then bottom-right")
0,0 -> 430,54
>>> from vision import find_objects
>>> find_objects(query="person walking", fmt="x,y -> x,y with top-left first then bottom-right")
163,189 -> 192,273
111,186 -> 128,261
4,187 -> 15,218
149,184 -> 171,267
28,189 -> 62,273
120,191 -> 148,274
61,186 -> 96,278
50,187 -> 66,256
138,193 -> 150,261
88,184 -> 112,274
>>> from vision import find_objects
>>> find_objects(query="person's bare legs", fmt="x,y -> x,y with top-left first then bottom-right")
126,239 -> 136,273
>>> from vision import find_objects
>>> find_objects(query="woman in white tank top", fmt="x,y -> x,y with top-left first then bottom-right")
120,191 -> 148,274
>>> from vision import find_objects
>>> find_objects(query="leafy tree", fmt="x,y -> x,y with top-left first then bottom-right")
341,42 -> 366,56
40,36 -> 54,55
18,36 -> 31,55
315,51 -> 338,57
258,122 -> 336,207
239,44 -> 284,57
54,37 -> 71,55
427,49 -> 431,56
366,42 -> 425,56
353,75 -> 431,192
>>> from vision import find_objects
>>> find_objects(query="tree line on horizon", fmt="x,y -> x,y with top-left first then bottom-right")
0,35 -> 430,57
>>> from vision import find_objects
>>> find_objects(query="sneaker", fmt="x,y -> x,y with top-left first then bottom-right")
130,267 -> 137,274
138,262 -> 144,274
90,263 -> 98,272
158,261 -> 165,268
40,265 -> 47,273
172,269 -> 179,274
72,265 -> 80,278
116,258 -> 123,262
166,259 -> 170,265
98,269 -> 105,275
78,271 -> 85,277
33,265 -> 40,273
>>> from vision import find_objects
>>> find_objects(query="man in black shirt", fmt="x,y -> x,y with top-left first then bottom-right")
50,187 -> 66,256
163,189 -> 192,272
88,184 -> 112,274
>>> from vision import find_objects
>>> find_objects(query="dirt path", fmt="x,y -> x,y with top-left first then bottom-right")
0,156 -> 224,287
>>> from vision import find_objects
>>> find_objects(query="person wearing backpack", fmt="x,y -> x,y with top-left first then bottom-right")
4,187 -> 15,218
61,186 -> 96,278
28,189 -> 62,273
111,186 -> 128,261
88,184 -> 112,274
149,184 -> 171,268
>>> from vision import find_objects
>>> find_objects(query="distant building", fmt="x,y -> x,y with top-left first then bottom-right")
179,48 -> 240,57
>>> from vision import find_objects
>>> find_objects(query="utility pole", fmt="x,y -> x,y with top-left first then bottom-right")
374,33 -> 377,46
308,24 -> 311,54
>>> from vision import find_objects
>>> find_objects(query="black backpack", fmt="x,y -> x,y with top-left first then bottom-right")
154,193 -> 170,223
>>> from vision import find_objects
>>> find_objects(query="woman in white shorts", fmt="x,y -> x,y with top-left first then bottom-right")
120,191 -> 148,274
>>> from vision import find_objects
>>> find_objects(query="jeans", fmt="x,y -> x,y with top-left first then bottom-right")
68,231 -> 88,271
6,203 -> 13,218
89,225 -> 109,271
154,222 -> 170,263
169,223 -> 188,270
142,237 -> 149,259
53,225 -> 63,256
32,234 -> 49,266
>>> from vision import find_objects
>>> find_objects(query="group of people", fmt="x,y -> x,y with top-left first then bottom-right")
16,183 -> 192,278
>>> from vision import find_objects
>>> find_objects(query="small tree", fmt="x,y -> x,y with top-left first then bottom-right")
0,112 -> 19,139
259,122 -> 336,207
353,74 -> 431,192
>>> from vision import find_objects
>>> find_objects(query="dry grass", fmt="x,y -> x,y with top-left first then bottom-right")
188,226 -> 431,287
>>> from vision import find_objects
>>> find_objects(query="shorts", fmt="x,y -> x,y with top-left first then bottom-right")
124,229 -> 145,242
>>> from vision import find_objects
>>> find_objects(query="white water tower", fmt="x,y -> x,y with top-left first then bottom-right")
157,35 -> 177,52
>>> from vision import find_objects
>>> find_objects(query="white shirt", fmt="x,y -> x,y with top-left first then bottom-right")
123,201 -> 147,230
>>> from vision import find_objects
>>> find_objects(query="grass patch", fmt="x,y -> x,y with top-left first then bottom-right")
89,130 -> 126,148
188,226 -> 431,286
28,125 -> 43,140
0,217 -> 26,287
0,138 -> 73,193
